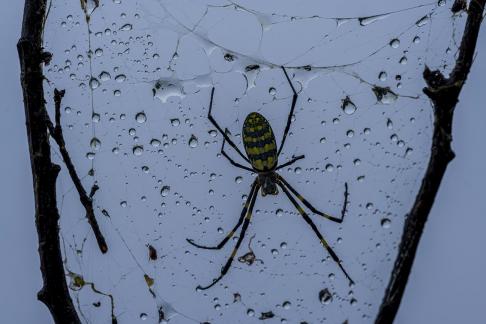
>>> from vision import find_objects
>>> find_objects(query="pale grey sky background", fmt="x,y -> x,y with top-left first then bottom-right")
1,1 -> 485,323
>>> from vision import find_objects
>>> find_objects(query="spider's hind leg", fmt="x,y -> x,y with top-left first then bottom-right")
277,180 -> 354,285
197,183 -> 260,290
187,181 -> 258,250
277,175 -> 349,223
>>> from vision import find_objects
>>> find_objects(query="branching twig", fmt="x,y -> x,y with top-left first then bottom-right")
45,89 -> 108,254
17,0 -> 81,323
375,1 -> 486,323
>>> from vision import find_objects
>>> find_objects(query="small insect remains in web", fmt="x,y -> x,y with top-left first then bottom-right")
187,67 -> 352,290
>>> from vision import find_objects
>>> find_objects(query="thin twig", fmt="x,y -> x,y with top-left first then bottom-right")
18,0 -> 81,322
375,1 -> 486,323
45,89 -> 108,254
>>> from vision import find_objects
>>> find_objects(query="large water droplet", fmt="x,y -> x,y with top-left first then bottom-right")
133,145 -> 144,156
135,112 -> 146,123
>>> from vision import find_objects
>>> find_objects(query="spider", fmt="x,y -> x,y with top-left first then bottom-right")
187,67 -> 353,290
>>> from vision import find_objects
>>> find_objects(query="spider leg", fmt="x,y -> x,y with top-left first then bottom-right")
275,155 -> 305,170
277,181 -> 354,285
187,180 -> 258,250
197,183 -> 260,290
277,175 -> 349,223
207,87 -> 250,163
220,137 -> 254,172
277,67 -> 298,157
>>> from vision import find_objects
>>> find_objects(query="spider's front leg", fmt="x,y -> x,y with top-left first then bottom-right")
277,67 -> 299,157
275,155 -> 305,170
207,87 -> 250,163
220,136 -> 253,172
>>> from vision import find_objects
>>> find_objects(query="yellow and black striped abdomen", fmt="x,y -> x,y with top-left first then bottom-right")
242,112 -> 278,171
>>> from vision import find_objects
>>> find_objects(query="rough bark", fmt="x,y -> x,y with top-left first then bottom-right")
375,1 -> 485,323
18,0 -> 81,323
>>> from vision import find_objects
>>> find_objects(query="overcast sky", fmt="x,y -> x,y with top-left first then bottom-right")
1,1 -> 485,323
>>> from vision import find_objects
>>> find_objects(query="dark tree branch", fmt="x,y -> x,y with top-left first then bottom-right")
375,1 -> 486,323
45,89 -> 108,254
18,0 -> 81,323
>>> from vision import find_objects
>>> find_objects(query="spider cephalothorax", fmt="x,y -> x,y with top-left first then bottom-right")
258,172 -> 279,196
187,67 -> 353,290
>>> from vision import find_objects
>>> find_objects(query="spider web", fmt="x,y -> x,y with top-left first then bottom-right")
43,0 -> 463,323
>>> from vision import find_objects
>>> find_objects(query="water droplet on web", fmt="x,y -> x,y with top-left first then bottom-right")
92,113 -> 100,122
140,313 -> 147,320
276,209 -> 283,217
235,176 -> 243,184
378,71 -> 387,81
283,301 -> 291,310
247,309 -> 255,317
90,137 -> 101,150
189,135 -> 198,148
269,87 -> 277,96
325,164 -> 334,172
153,80 -> 185,103
161,186 -> 170,197
120,23 -> 132,31
99,71 -> 111,81
372,86 -> 398,104
150,139 -> 161,147
135,112 -> 146,123
115,74 -> 126,82
170,119 -> 180,127
358,14 -> 389,26
319,288 -> 333,305
89,77 -> 100,89
389,38 -> 400,49
341,96 -> 357,115
133,145 -> 144,156
416,15 -> 430,27
381,218 -> 391,228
